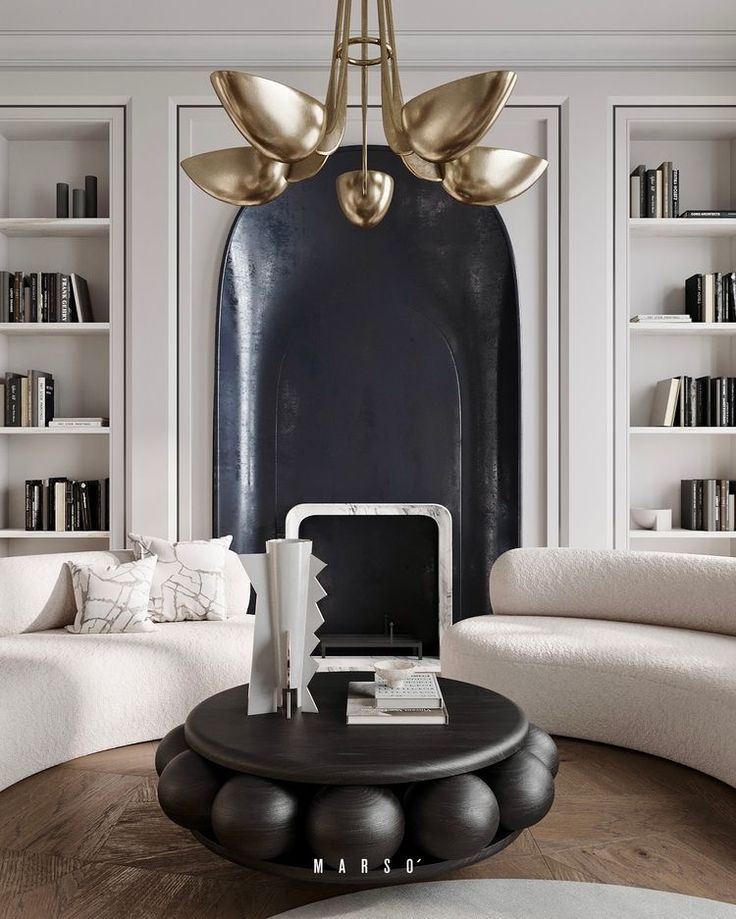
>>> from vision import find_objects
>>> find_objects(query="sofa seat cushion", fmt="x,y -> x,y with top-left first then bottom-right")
0,618 -> 254,791
441,615 -> 736,787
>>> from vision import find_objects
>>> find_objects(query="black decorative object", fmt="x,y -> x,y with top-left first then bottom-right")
306,785 -> 405,871
155,724 -> 190,776
55,183 -> 69,218
212,774 -> 300,860
72,188 -> 85,218
478,749 -> 555,831
84,175 -> 98,218
525,723 -> 560,776
214,145 -> 521,624
157,750 -> 222,834
155,674 -> 555,885
404,774 -> 500,860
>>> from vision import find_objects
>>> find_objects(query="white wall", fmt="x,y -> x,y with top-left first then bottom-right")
0,62 -> 733,548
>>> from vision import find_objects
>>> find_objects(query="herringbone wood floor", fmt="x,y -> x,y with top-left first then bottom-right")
0,738 -> 735,918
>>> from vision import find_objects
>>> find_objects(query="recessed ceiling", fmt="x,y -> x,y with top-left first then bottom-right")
1,0 -> 733,32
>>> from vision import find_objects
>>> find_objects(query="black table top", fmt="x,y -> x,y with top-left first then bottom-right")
184,672 -> 528,784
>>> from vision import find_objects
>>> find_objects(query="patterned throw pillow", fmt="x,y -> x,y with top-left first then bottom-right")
128,534 -> 232,622
66,556 -> 157,634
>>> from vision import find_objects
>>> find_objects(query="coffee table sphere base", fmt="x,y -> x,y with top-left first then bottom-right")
157,675 -> 557,886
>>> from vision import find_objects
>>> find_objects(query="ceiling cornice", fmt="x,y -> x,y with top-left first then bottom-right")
0,30 -> 734,70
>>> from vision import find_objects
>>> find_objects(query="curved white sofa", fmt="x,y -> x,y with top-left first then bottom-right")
0,549 -> 254,791
441,548 -> 736,787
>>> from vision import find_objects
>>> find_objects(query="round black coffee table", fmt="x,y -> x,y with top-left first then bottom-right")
156,672 -> 558,885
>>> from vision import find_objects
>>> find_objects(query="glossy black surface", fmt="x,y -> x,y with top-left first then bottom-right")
184,672 -> 528,785
214,145 -> 521,621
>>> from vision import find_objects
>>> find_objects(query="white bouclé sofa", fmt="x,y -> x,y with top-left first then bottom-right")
0,549 -> 254,792
441,548 -> 736,787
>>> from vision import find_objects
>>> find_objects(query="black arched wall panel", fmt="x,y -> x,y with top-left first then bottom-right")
215,145 -> 520,622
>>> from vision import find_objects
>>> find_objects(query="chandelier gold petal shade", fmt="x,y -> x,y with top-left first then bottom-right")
182,1 -> 548,227
181,147 -> 289,206
401,72 -> 518,164
287,152 -> 329,184
210,71 -> 326,164
440,147 -> 549,206
401,152 -> 442,182
336,169 -> 395,228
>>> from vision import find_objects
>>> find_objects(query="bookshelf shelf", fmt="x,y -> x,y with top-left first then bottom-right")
629,323 -> 736,335
0,323 -> 109,336
0,218 -> 110,238
630,427 -> 736,435
629,218 -> 736,238
0,529 -> 110,539
629,529 -> 736,540
0,427 -> 109,435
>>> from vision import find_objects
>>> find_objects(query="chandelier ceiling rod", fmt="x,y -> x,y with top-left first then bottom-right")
181,0 -> 549,228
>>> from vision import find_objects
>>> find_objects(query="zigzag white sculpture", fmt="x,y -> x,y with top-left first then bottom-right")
241,538 -> 326,716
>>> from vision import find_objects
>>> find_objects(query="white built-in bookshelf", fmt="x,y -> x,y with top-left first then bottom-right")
615,106 -> 736,556
0,108 -> 124,555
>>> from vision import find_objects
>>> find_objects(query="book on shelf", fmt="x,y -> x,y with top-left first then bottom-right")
48,417 -> 108,428
685,272 -> 736,323
3,371 -> 55,427
680,210 -> 736,219
631,162 -> 679,218
346,680 -> 448,725
630,314 -> 691,323
651,375 -> 736,427
0,271 -> 94,323
681,479 -> 736,532
373,672 -> 443,710
25,477 -> 110,533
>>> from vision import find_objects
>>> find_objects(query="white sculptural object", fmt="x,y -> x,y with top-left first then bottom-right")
240,538 -> 326,716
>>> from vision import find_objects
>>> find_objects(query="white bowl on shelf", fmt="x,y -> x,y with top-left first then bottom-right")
630,508 -> 672,531
374,658 -> 416,689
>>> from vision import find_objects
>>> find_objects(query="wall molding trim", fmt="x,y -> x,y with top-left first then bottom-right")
0,30 -> 735,70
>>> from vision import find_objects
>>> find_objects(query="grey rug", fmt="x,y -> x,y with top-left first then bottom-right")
272,880 -> 736,919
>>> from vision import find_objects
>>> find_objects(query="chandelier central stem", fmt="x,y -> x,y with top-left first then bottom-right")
360,0 -> 369,195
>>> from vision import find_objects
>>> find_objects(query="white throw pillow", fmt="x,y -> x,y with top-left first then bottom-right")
128,533 -> 232,622
66,556 -> 157,634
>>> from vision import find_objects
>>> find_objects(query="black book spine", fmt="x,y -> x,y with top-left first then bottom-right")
29,274 -> 38,323
65,482 -> 74,531
721,377 -> 729,425
24,481 -> 32,530
44,378 -> 54,425
681,479 -> 698,530
645,170 -> 657,218
696,480 -> 704,530
84,175 -> 98,218
672,169 -> 679,217
79,481 -> 90,531
730,273 -> 736,323
729,378 -> 736,427
715,272 -> 724,322
41,274 -> 48,323
685,275 -> 703,323
6,375 -> 20,427
688,375 -> 697,427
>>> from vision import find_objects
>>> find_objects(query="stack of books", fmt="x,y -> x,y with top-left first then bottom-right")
346,672 -> 448,725
1,371 -> 55,426
630,162 -> 679,218
685,273 -> 736,323
682,479 -> 736,532
48,417 -> 108,429
0,271 -> 93,323
24,477 -> 110,532
651,376 -> 736,427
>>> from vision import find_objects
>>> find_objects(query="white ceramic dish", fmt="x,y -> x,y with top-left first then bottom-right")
374,658 -> 416,689
630,507 -> 672,531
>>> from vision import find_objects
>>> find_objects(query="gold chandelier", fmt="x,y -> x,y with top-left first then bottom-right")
181,0 -> 548,229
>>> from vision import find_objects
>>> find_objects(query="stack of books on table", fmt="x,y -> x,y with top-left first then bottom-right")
346,672 -> 448,725
48,417 -> 108,429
